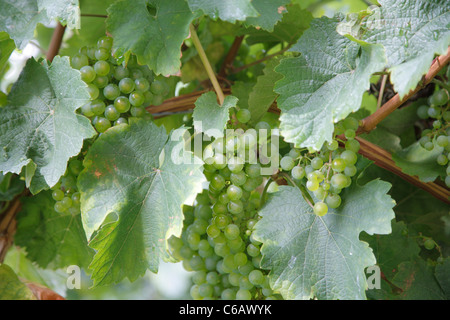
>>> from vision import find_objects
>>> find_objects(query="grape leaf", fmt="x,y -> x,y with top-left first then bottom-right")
274,15 -> 386,151
244,0 -> 289,32
0,0 -> 50,50
186,0 -> 258,23
193,91 -> 238,139
0,172 -> 25,202
254,180 -> 395,300
14,191 -> 94,269
350,0 -> 450,98
0,32 -> 15,75
392,141 -> 446,183
248,58 -> 283,125
106,0 -> 194,76
78,119 -> 205,286
0,0 -> 81,50
0,57 -> 96,194
0,264 -> 36,300
391,259 -> 446,300
435,258 -> 450,300
37,0 -> 81,29
244,4 -> 313,46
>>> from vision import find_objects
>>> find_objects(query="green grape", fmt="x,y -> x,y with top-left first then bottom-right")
114,117 -> 128,126
97,36 -> 113,50
331,173 -> 348,189
227,185 -> 243,201
54,201 -> 67,213
436,135 -> 449,148
224,224 -> 240,240
101,84 -> 119,101
280,156 -> 295,171
340,150 -> 357,166
129,91 -> 145,106
71,54 -> 89,69
119,78 -> 135,94
291,166 -> 305,180
236,109 -> 251,123
93,75 -> 109,88
150,80 -> 166,95
236,289 -> 252,300
94,60 -> 111,76
80,66 -> 96,83
417,105 -> 429,119
430,89 -> 449,106
313,202 -> 328,216
114,96 -> 131,113
423,239 -> 435,250
95,117 -> 111,133
104,105 -> 121,121
227,200 -> 244,214
52,189 -> 64,201
210,174 -> 226,191
331,158 -> 346,172
95,47 -> 110,61
91,100 -> 106,116
343,117 -> 359,131
345,139 -> 360,153
344,129 -> 356,140
327,140 -> 339,151
311,157 -> 323,170
326,193 -> 341,209
135,78 -> 150,92
114,65 -> 130,80
86,84 -> 99,100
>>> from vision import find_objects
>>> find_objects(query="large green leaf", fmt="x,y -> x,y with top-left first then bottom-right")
106,0 -> 194,76
392,141 -> 446,183
351,0 -> 450,98
78,119 -> 205,286
193,91 -> 238,139
254,180 -> 395,300
0,264 -> 36,300
244,0 -> 289,32
247,58 -> 283,125
37,0 -> 80,28
274,16 -> 386,151
244,4 -> 313,46
0,0 -> 81,50
186,0 -> 258,23
0,32 -> 15,75
14,191 -> 94,269
0,57 -> 96,194
0,0 -> 50,50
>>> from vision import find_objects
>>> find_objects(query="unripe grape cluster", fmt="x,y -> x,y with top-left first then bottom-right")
416,85 -> 450,187
71,36 -> 171,133
169,120 -> 282,300
280,117 -> 362,217
50,158 -> 83,215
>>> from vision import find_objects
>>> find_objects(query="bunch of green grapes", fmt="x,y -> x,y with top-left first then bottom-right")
169,116 -> 283,300
279,117 -> 362,217
70,36 -> 170,133
416,86 -> 450,187
50,158 -> 83,214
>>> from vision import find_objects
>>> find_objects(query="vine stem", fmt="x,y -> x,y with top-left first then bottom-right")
46,22 -> 66,62
189,24 -> 225,105
358,47 -> 450,134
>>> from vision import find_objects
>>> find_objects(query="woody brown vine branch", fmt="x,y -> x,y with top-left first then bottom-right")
46,22 -> 66,62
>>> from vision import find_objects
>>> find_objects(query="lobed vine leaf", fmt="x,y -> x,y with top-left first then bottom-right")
253,181 -> 395,300
78,119 -> 205,286
392,141 -> 446,183
244,0 -> 289,32
274,15 -> 387,151
106,0 -> 195,76
342,0 -> 450,98
247,58 -> 283,125
186,0 -> 258,23
0,57 -> 96,194
0,264 -> 36,300
193,91 -> 238,139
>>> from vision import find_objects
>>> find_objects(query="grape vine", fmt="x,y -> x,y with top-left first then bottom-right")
0,0 -> 449,302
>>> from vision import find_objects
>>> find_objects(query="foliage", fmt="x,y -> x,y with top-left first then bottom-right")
0,0 -> 449,301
